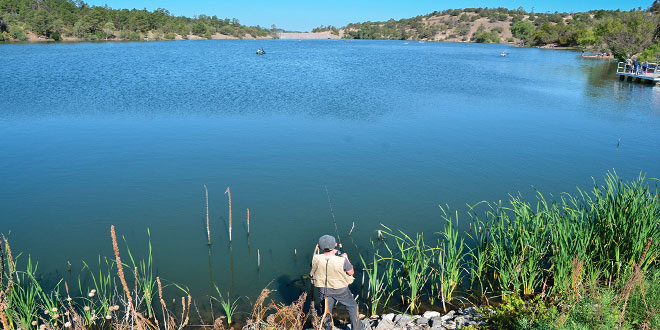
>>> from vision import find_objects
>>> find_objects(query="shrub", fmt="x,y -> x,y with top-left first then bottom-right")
164,32 -> 176,40
9,25 -> 26,41
192,22 -> 207,36
638,44 -> 660,62
485,295 -> 559,329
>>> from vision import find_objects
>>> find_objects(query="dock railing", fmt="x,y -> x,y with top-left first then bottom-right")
617,61 -> 659,75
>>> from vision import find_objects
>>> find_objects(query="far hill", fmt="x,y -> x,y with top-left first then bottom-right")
0,0 -> 277,42
313,3 -> 660,61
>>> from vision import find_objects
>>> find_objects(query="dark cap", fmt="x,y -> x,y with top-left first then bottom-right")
318,235 -> 336,251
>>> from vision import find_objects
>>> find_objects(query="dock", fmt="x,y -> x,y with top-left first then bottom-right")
616,61 -> 660,84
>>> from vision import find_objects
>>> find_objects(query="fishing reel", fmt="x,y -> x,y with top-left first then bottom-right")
334,244 -> 344,256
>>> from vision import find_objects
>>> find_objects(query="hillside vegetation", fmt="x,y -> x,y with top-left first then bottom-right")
0,0 -> 275,42
315,2 -> 660,61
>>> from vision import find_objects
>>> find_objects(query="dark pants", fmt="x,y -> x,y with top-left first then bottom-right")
319,287 -> 359,330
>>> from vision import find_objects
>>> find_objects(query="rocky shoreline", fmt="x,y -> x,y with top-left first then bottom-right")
353,308 -> 488,330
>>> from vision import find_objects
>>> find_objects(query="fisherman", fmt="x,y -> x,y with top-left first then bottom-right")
310,235 -> 359,330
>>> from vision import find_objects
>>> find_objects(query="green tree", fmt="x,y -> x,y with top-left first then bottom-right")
192,21 -> 206,35
638,44 -> 660,62
129,10 -> 149,32
102,21 -> 114,39
30,9 -> 52,36
597,11 -> 660,60
510,21 -> 535,41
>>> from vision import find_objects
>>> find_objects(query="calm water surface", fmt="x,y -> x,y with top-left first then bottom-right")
1,40 -> 659,308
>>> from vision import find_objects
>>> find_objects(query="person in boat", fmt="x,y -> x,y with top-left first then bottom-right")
500,52 -> 506,57
310,235 -> 358,330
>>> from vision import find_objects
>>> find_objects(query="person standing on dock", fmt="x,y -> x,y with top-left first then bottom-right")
633,59 -> 640,74
626,58 -> 633,73
310,235 -> 359,330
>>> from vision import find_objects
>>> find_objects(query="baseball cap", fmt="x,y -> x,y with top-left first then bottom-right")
318,235 -> 336,251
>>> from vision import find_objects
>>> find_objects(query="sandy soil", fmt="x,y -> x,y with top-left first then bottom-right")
278,31 -> 343,39
423,14 -> 515,42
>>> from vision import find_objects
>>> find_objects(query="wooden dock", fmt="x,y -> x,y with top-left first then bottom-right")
616,61 -> 660,84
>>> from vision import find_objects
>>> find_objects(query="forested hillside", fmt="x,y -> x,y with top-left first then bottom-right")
0,0 -> 274,41
318,2 -> 660,61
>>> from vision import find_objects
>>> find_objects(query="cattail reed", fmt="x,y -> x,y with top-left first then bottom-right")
225,187 -> 232,242
247,208 -> 250,235
111,225 -> 136,317
2,234 -> 14,275
205,184 -> 210,245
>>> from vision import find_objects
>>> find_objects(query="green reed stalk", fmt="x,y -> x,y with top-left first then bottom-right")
548,193 -> 594,297
437,206 -> 466,303
466,201 -> 492,297
6,256 -> 39,328
359,252 -> 389,316
213,285 -> 240,326
80,255 -> 116,324
123,228 -> 156,319
578,172 -> 660,285
382,226 -> 433,314
485,194 -> 551,296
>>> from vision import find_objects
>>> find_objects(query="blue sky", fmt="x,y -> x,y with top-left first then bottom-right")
85,0 -> 651,31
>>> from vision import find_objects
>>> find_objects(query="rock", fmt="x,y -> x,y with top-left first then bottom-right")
370,314 -> 380,320
423,311 -> 441,319
360,320 -> 373,330
430,317 -> 445,328
375,317 -> 394,330
429,327 -> 445,330
460,307 -> 476,316
440,310 -> 455,322
415,317 -> 429,326
444,321 -> 456,330
394,314 -> 413,325
454,316 -> 467,328
382,313 -> 396,322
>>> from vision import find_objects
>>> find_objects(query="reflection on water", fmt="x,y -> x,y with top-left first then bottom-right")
1,40 -> 659,305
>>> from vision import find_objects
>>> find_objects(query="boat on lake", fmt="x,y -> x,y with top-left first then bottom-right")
256,48 -> 266,55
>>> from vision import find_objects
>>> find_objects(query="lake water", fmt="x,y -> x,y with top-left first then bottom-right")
1,40 -> 659,310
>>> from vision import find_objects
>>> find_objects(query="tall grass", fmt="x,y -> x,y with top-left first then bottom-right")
359,251 -> 392,316
123,228 -> 156,319
381,225 -> 434,314
437,206 -> 466,308
213,285 -> 240,326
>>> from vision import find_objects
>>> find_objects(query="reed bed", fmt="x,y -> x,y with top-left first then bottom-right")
356,171 -> 660,324
0,171 -> 658,329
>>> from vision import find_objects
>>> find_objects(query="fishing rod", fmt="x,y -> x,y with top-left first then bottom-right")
324,185 -> 343,253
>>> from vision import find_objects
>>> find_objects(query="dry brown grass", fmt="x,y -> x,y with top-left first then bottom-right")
205,184 -> 211,245
225,187 -> 232,242
618,237 -> 653,328
570,257 -> 584,301
0,235 -> 14,330
243,289 -> 312,330
111,225 -> 157,330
